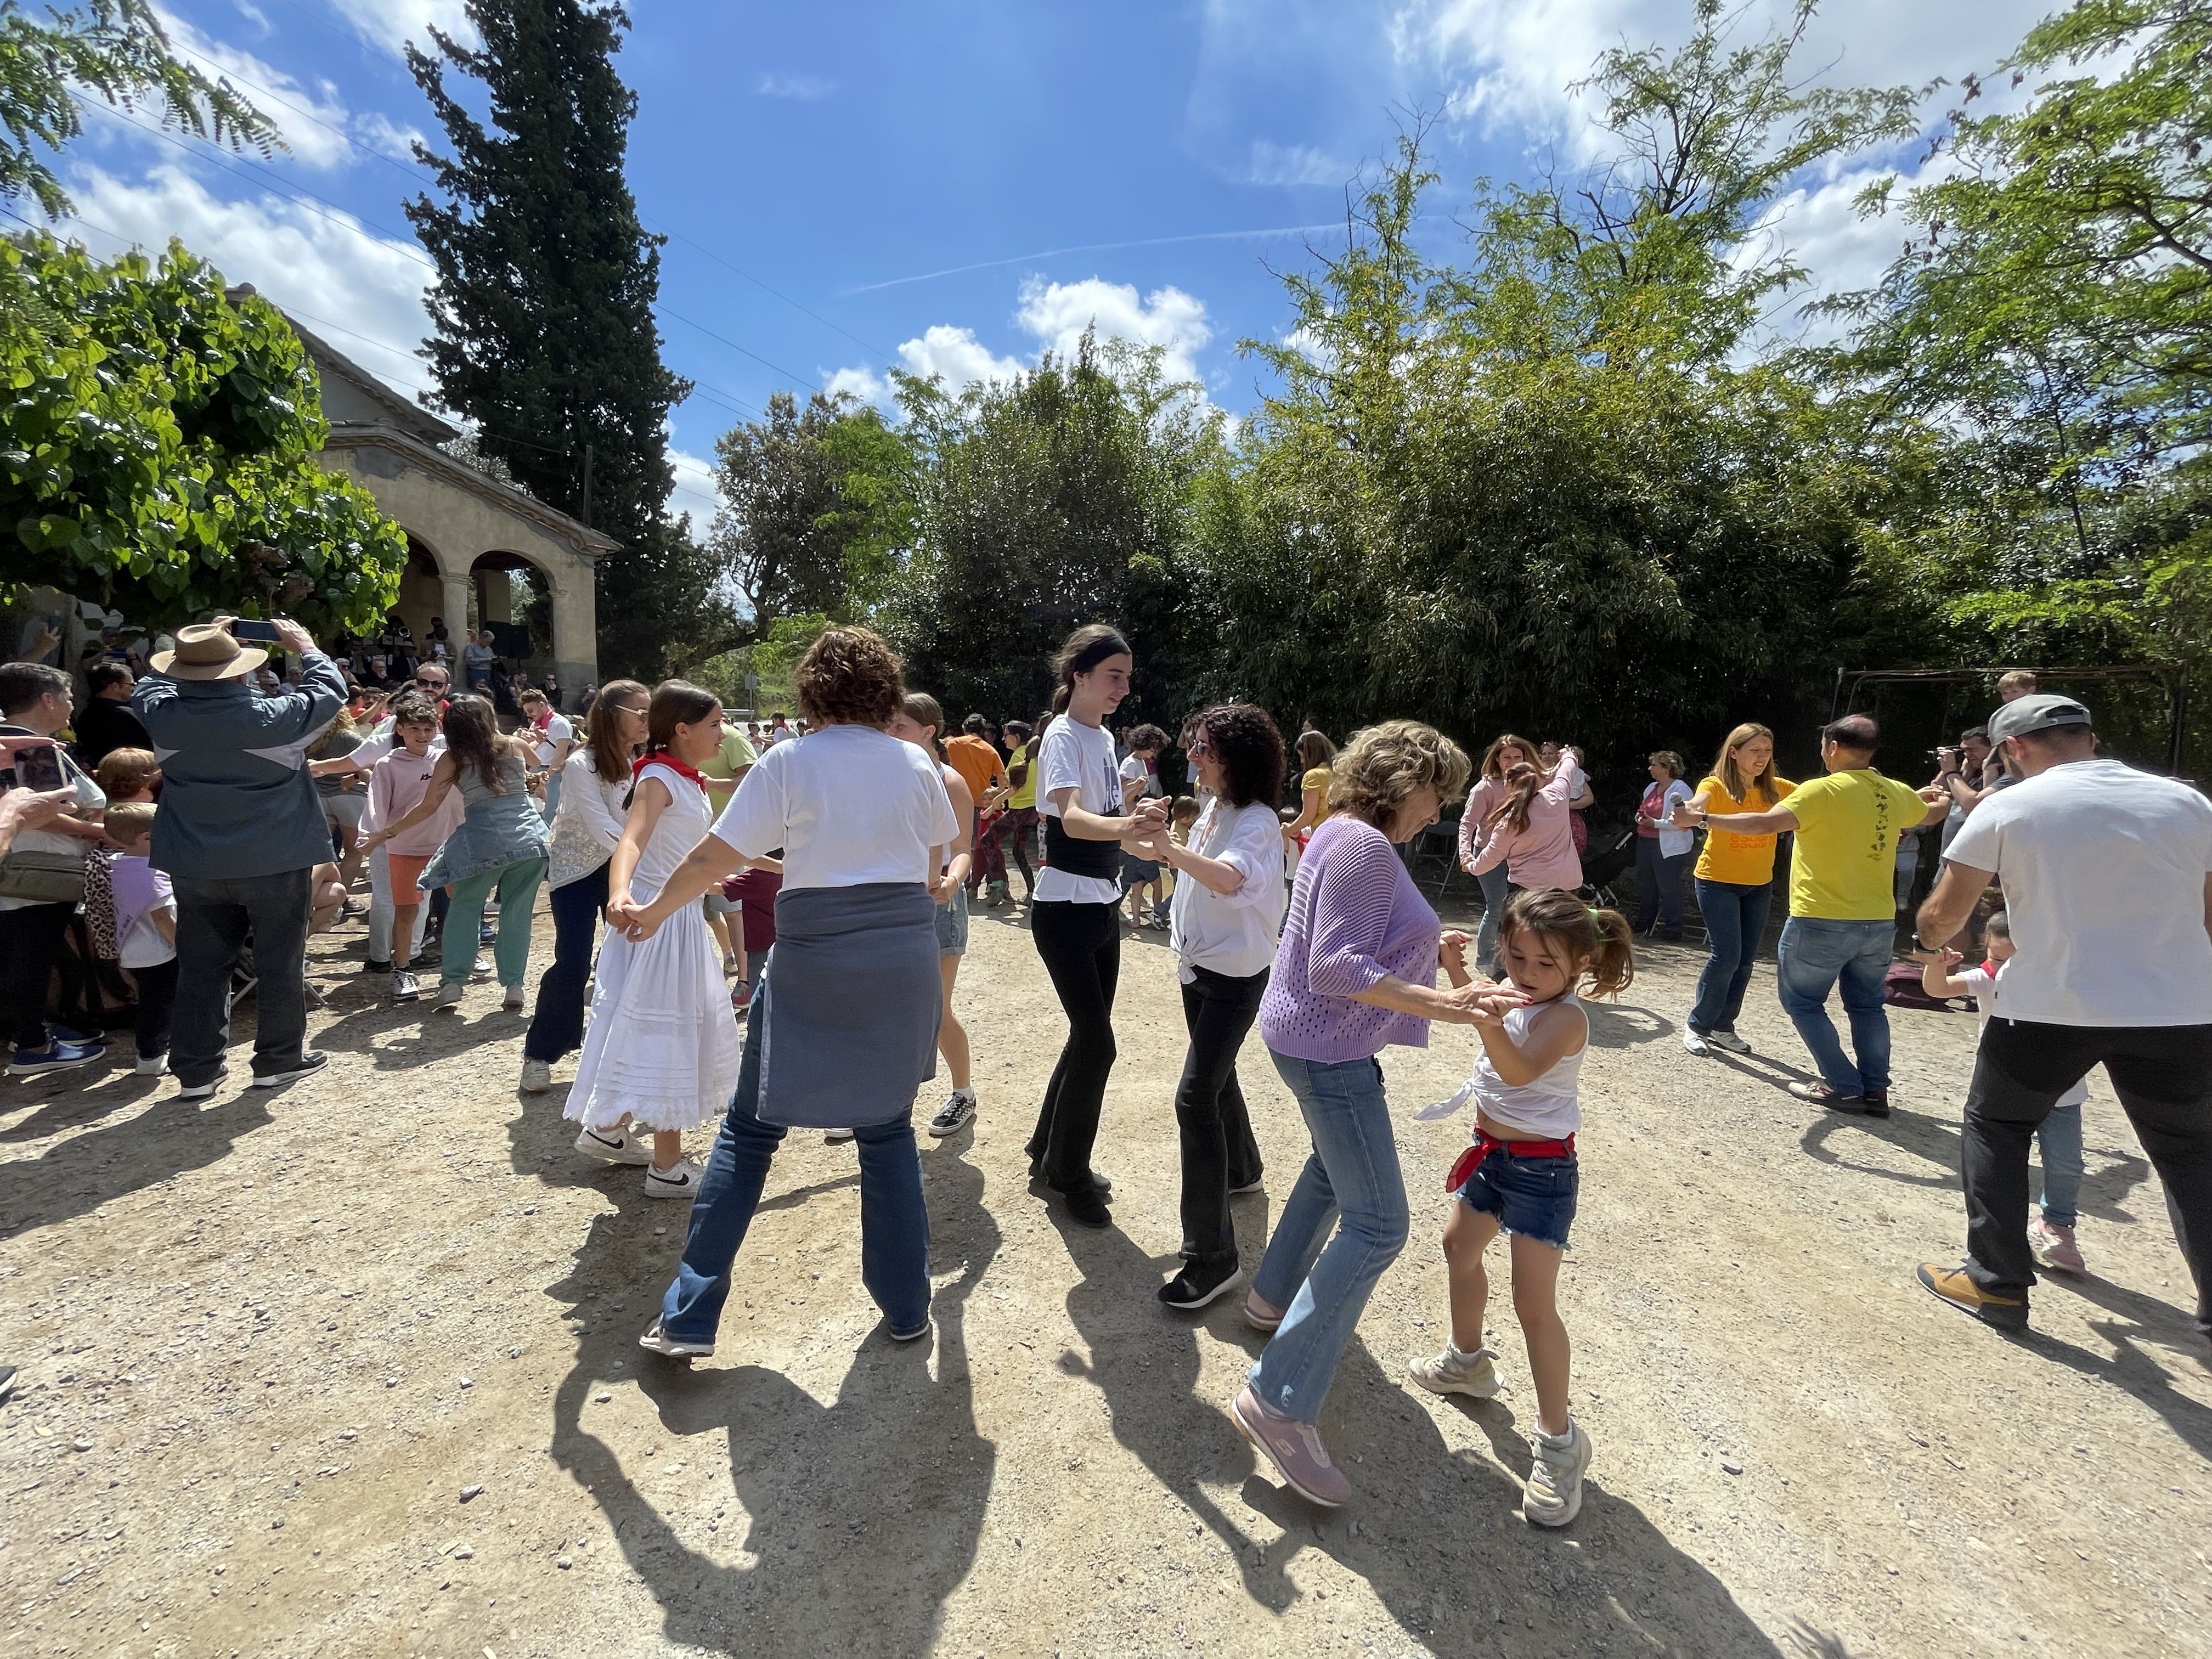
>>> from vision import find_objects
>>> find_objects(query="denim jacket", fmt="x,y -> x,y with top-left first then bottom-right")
132,653 -> 346,879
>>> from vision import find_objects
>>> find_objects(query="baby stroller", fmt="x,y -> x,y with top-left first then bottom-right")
1579,824 -> 1635,913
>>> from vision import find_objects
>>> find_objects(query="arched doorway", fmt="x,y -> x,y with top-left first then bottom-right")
469,550 -> 558,713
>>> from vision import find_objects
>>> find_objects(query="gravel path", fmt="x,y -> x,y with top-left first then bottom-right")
3,894 -> 2208,1657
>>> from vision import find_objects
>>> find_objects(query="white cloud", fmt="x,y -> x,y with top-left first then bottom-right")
1015,277 -> 1213,385
824,364 -> 889,404
1242,140 -> 1349,188
322,0 -> 476,58
353,111 -> 427,163
667,447 -> 724,530
893,324 -> 1026,393
55,163 -> 435,403
757,72 -> 836,100
151,7 -> 357,169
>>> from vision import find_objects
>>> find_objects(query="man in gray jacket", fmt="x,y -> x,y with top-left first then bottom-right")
134,618 -> 345,1097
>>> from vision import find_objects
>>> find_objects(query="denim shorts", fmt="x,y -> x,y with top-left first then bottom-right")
1122,853 -> 1161,884
1457,1146 -> 1579,1250
934,883 -> 968,956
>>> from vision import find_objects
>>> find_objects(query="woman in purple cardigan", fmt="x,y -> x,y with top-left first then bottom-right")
1229,720 -> 1517,1507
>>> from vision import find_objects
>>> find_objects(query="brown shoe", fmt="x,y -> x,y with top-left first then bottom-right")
1916,1262 -> 2027,1330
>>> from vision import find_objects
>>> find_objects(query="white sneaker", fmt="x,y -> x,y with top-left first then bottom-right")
433,981 -> 465,1011
823,1127 -> 856,1145
520,1058 -> 552,1093
471,953 -> 492,977
574,1125 -> 653,1165
501,984 -> 526,1011
644,1157 -> 705,1200
133,1052 -> 168,1077
1408,1343 -> 1502,1400
1522,1421 -> 1593,1527
637,1316 -> 713,1359
1680,1025 -> 1711,1057
390,969 -> 421,1002
1708,1029 -> 1752,1054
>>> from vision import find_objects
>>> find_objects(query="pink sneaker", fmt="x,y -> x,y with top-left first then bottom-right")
1231,1384 -> 1351,1506
2029,1216 -> 2086,1274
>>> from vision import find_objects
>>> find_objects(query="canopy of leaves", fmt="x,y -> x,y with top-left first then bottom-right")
0,232 -> 406,630
0,0 -> 276,217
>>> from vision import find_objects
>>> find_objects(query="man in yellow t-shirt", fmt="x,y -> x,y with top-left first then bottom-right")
1679,714 -> 1945,1114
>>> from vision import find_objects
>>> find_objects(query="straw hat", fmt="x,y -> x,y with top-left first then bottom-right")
150,622 -> 267,681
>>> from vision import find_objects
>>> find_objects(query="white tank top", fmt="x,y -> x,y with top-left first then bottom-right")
630,761 -> 712,905
1470,993 -> 1585,1138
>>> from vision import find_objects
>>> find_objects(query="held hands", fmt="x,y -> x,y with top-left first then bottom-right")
605,891 -> 663,942
927,872 -> 959,905
1438,929 -> 1470,977
1439,977 -> 1526,1026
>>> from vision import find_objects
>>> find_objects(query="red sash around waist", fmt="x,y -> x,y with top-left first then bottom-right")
1446,1128 -> 1577,1193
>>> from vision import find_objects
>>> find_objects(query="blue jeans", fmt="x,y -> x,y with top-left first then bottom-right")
659,983 -> 930,1342
1775,916 -> 1894,1095
1633,838 -> 1689,934
1689,878 -> 1773,1035
2036,1100 -> 2084,1228
1475,865 -> 1510,975
1249,1050 -> 1409,1424
524,861 -> 608,1063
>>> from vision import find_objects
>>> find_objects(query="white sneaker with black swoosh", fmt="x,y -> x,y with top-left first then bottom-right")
574,1125 -> 653,1165
644,1157 -> 704,1199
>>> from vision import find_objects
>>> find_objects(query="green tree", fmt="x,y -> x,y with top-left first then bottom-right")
1,0 -> 276,217
1,232 -> 406,630
884,333 -> 1226,725
405,0 -> 695,679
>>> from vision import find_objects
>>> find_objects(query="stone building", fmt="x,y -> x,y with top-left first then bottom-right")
287,312 -> 609,694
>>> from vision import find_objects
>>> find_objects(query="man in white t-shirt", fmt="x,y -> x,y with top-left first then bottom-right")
1909,694 -> 2212,1339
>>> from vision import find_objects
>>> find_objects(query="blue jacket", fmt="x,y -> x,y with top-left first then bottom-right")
133,653 -> 346,880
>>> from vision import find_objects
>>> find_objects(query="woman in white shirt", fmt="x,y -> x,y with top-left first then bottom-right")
612,628 -> 960,1355
519,680 -> 648,1092
1629,750 -> 1696,941
520,688 -> 573,820
1024,624 -> 1167,1231
1131,704 -> 1290,1309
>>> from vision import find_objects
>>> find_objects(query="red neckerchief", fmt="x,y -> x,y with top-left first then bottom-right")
531,706 -> 553,732
1982,958 -> 1998,978
634,752 -> 708,794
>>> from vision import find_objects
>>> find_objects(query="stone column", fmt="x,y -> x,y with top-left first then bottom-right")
549,569 -> 599,702
439,572 -> 472,643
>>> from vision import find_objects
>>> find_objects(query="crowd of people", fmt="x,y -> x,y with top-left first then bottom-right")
3,613 -> 2208,1536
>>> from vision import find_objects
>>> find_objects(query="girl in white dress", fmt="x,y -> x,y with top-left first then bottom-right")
566,681 -> 745,1199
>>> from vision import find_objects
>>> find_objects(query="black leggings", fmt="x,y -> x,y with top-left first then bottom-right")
1174,964 -> 1267,1267
1026,899 -> 1120,1188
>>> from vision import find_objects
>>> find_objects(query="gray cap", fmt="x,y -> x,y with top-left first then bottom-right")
1988,692 -> 2092,745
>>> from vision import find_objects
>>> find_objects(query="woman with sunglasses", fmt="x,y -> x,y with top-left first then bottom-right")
520,679 -> 650,1094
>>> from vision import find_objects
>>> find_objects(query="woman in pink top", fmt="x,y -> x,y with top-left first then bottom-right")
1465,748 -> 1586,896
1459,733 -> 1538,975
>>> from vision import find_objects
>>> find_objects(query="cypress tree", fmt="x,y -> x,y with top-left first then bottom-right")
404,0 -> 696,679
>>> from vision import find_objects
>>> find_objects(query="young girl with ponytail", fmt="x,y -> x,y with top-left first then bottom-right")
564,680 -> 744,1199
1025,624 -> 1167,1229
888,692 -> 980,1139
1409,888 -> 1633,1529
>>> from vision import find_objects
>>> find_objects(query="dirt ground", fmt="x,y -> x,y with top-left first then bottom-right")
3,887 -> 2209,1659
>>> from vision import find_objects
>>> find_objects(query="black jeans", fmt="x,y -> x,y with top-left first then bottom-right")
1174,964 -> 1268,1267
172,867 -> 313,1087
1026,899 -> 1120,1189
0,901 -> 76,1049
524,861 -> 610,1063
132,958 -> 179,1059
1961,1017 -> 2212,1335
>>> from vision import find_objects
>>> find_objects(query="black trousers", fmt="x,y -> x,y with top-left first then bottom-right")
1961,1017 -> 2212,1335
1174,964 -> 1268,1267
172,867 -> 313,1087
524,861 -> 609,1063
131,957 -> 179,1059
0,901 -> 76,1049
1026,899 -> 1120,1189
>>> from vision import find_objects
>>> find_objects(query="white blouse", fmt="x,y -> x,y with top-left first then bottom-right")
546,751 -> 633,890
1168,797 -> 1289,983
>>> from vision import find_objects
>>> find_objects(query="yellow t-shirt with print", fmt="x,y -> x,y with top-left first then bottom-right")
1006,741 -> 1038,810
1691,775 -> 1796,885
1782,770 -> 1930,921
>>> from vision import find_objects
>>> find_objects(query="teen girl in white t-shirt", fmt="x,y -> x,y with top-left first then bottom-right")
1024,624 -> 1166,1230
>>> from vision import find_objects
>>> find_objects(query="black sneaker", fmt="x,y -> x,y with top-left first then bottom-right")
927,1089 -> 977,1138
1054,1182 -> 1113,1229
1858,1088 -> 1892,1118
175,1066 -> 230,1102
1159,1260 -> 1244,1310
362,958 -> 393,974
250,1051 -> 329,1088
1029,1157 -> 1111,1196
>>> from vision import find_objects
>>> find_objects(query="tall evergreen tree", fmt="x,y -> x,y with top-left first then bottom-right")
404,0 -> 697,679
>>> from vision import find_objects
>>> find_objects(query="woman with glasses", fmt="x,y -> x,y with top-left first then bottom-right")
520,679 -> 650,1094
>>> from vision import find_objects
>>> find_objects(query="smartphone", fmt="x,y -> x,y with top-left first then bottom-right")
232,619 -> 284,643
14,741 -> 65,792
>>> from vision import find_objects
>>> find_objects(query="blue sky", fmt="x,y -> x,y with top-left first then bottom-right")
37,0 -> 2034,527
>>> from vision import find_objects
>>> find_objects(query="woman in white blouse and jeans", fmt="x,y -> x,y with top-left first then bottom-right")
1133,704 -> 1290,1310
618,628 -> 959,1355
520,681 -> 648,1092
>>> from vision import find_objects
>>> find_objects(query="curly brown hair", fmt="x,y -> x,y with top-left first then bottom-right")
795,626 -> 905,728
1328,720 -> 1472,829
1186,703 -> 1284,809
